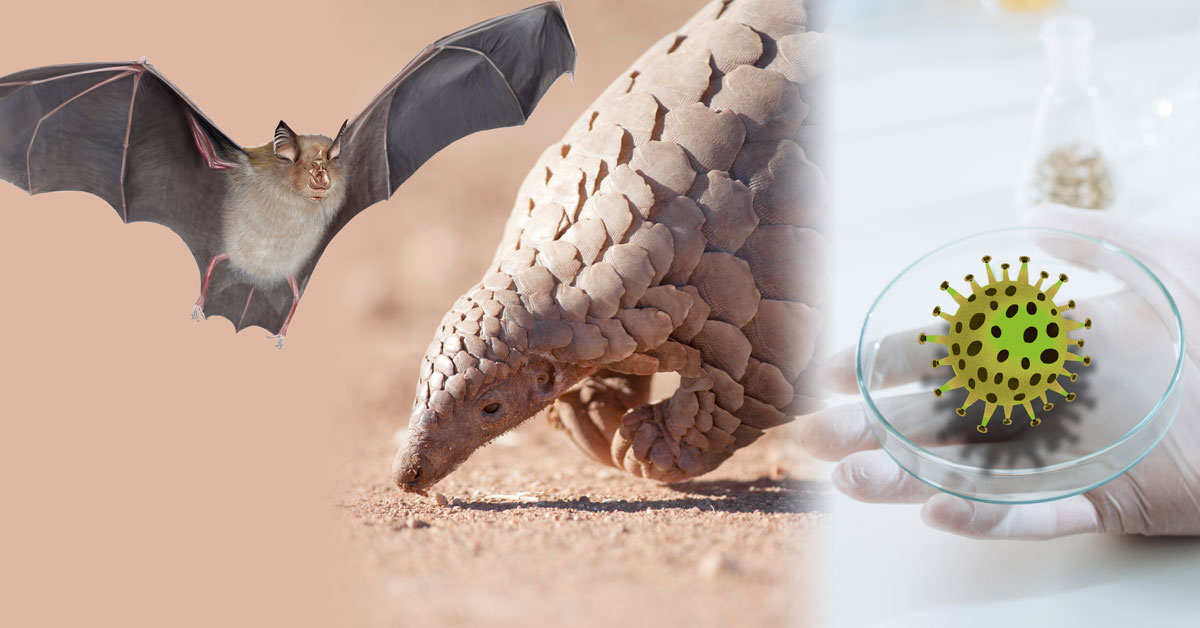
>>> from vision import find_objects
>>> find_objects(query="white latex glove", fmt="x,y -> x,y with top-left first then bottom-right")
804,205 -> 1200,539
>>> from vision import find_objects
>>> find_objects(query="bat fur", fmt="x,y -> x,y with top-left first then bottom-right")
223,135 -> 347,286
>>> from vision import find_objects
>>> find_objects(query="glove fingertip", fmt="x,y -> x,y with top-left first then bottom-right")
799,416 -> 838,462
920,493 -> 979,535
825,347 -> 860,394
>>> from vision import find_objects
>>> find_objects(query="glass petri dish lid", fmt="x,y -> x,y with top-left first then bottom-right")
856,228 -> 1185,504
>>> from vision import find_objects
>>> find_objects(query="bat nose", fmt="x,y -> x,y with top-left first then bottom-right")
308,171 -> 330,190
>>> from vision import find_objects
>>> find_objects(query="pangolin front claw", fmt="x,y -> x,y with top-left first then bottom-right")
612,405 -> 697,484
549,374 -> 649,466
190,304 -> 205,322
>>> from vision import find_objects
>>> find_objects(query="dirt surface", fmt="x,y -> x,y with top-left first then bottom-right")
336,399 -> 826,627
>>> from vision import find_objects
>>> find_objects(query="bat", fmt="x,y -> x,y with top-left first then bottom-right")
0,2 -> 576,347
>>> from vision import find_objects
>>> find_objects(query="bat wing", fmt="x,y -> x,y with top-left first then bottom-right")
0,60 -> 248,320
327,1 -> 576,237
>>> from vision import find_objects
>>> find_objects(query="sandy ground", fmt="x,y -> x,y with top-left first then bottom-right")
334,387 -> 826,627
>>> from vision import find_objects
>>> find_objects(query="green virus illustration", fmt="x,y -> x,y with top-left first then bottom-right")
919,256 -> 1092,434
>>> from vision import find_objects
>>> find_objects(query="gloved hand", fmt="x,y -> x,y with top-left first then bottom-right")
803,205 -> 1200,539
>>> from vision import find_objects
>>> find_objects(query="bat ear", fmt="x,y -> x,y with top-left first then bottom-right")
328,120 -> 348,160
273,120 -> 299,162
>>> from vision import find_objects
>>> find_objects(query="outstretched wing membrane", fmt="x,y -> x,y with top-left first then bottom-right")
332,1 -> 577,232
0,61 -> 242,266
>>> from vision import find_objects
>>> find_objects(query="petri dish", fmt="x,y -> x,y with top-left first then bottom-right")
856,227 -> 1184,504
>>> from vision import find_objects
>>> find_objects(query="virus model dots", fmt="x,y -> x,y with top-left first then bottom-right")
919,256 -> 1092,434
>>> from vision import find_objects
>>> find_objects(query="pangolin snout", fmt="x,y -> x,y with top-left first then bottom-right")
391,447 -> 428,495
396,466 -> 419,485
390,409 -> 441,495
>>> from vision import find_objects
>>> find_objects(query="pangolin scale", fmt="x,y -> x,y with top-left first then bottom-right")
393,0 -> 828,492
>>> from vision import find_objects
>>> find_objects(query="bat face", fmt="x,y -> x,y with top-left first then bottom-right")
270,121 -> 346,205
291,136 -> 343,204
392,350 -> 593,494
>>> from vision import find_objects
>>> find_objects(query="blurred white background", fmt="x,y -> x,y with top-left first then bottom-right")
824,1 -> 1200,626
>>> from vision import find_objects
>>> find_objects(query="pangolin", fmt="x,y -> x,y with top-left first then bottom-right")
393,0 -> 828,494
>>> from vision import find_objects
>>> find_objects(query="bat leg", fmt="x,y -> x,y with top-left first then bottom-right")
192,253 -> 231,321
267,274 -> 301,349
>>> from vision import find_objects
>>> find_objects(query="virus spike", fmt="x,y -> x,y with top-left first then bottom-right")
937,375 -> 965,397
1064,317 -> 1091,331
1060,367 -> 1079,382
1017,256 -> 1030,284
932,305 -> 953,322
965,274 -> 983,295
1021,400 -> 1041,426
1001,404 -> 1014,426
1064,351 -> 1090,364
980,402 -> 998,430
919,333 -> 948,345
1000,262 -> 1011,282
940,280 -> 968,306
933,356 -> 953,369
1048,380 -> 1069,397
1044,273 -> 1069,300
958,390 -> 981,416
1034,270 -> 1050,291
982,255 -> 997,284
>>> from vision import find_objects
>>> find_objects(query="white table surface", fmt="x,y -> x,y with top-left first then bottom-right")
822,2 -> 1200,626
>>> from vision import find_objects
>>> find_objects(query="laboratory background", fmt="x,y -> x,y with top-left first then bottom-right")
825,0 -> 1200,626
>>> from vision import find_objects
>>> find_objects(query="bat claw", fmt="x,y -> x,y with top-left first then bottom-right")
267,333 -> 287,349
191,304 -> 206,322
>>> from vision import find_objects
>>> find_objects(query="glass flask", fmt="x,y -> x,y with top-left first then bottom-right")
1019,16 -> 1117,211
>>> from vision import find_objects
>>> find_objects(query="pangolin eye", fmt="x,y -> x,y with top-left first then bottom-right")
483,402 -> 501,414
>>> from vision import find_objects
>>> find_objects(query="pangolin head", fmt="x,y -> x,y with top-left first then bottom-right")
391,285 -> 594,495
